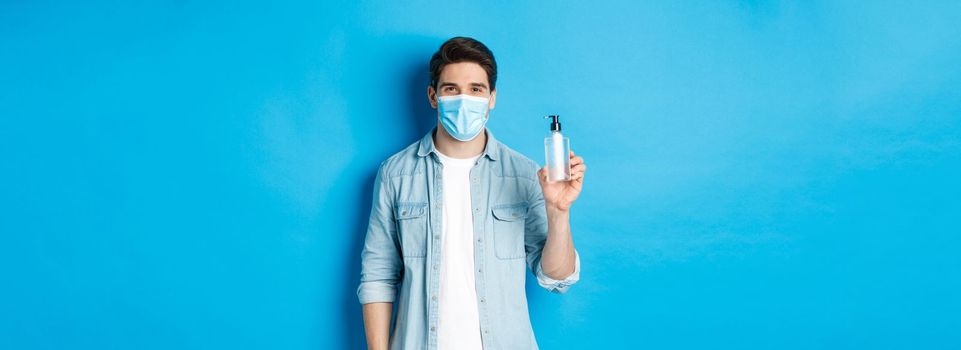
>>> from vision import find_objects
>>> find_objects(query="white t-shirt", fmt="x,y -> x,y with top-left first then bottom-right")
435,149 -> 484,350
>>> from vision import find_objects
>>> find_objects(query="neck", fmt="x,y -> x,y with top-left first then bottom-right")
433,124 -> 487,159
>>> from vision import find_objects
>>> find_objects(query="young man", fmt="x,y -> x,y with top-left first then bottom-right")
357,37 -> 587,350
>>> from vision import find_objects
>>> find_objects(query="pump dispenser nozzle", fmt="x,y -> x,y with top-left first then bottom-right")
545,115 -> 562,132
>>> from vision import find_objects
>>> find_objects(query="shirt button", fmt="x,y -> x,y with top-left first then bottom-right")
433,265 -> 439,270
477,268 -> 482,273
431,295 -> 437,300
431,326 -> 436,332
480,298 -> 485,303
477,238 -> 482,243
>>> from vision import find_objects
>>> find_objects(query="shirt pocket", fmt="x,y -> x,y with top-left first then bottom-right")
491,202 -> 529,260
395,202 -> 428,258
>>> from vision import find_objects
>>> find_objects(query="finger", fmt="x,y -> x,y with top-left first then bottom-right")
572,170 -> 584,187
571,168 -> 584,180
571,163 -> 586,174
570,156 -> 584,167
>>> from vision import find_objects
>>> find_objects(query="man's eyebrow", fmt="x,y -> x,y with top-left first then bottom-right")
438,82 -> 458,88
470,82 -> 489,89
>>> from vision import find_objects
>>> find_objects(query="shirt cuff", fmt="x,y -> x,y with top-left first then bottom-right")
535,249 -> 581,294
357,280 -> 398,304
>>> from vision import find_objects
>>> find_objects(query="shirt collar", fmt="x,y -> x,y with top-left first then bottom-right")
416,127 -> 500,161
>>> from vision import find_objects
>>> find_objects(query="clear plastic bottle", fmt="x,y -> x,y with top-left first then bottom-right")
544,115 -> 571,182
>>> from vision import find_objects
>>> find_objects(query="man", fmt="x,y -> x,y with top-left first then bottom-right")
357,36 -> 587,350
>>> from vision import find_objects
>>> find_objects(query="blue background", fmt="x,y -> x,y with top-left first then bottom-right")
2,1 -> 960,349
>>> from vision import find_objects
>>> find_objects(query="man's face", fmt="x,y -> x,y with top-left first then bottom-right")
428,61 -> 497,113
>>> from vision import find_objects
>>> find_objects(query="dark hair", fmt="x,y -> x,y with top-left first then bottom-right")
429,37 -> 497,90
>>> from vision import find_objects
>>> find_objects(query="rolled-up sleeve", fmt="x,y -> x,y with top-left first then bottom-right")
356,162 -> 402,304
534,249 -> 581,293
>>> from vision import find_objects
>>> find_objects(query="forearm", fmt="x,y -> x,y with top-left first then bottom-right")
541,207 -> 577,280
362,302 -> 393,350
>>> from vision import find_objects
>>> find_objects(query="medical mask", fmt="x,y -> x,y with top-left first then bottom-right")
437,94 -> 491,141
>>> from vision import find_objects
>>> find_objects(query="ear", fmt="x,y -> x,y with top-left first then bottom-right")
489,88 -> 497,110
428,85 -> 438,109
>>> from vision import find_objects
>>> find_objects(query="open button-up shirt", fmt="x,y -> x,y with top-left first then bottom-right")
357,127 -> 581,350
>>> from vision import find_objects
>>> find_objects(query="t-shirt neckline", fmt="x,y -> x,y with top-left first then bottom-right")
436,149 -> 481,167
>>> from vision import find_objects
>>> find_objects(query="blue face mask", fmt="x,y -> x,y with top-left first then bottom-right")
437,94 -> 491,141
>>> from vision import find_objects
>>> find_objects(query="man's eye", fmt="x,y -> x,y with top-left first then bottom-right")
473,87 -> 481,92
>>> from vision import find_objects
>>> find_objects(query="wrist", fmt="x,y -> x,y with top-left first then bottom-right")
546,204 -> 570,217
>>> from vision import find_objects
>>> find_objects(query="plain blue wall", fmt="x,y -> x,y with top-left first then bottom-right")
2,1 -> 960,349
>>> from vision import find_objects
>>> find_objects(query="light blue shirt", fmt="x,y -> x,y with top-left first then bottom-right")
357,127 -> 581,350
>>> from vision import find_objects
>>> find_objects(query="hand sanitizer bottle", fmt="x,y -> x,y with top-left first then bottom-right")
544,115 -> 571,182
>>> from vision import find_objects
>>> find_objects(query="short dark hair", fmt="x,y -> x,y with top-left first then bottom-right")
429,37 -> 497,90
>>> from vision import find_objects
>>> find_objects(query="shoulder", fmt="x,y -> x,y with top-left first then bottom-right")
378,140 -> 424,179
493,141 -> 540,181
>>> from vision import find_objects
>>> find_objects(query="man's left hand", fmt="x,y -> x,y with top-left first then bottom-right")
538,151 -> 586,213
